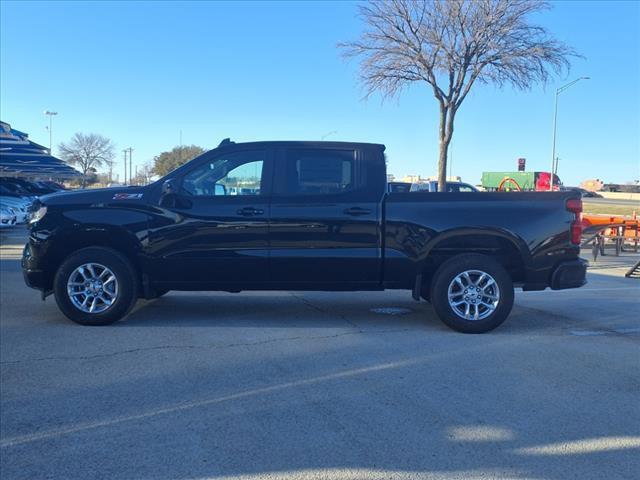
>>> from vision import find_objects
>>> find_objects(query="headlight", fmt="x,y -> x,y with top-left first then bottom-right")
30,205 -> 47,223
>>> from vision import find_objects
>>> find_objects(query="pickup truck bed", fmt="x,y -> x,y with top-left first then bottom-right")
384,191 -> 583,291
23,140 -> 587,333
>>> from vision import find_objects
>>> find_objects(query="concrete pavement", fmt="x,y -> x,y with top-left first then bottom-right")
1,228 -> 639,480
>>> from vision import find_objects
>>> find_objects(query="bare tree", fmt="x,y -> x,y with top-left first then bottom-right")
59,133 -> 116,187
340,0 -> 576,190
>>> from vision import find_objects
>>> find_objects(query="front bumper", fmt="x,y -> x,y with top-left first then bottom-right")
23,267 -> 46,290
22,243 -> 46,291
550,258 -> 588,290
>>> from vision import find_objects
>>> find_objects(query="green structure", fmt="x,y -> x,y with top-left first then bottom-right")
481,171 -> 561,191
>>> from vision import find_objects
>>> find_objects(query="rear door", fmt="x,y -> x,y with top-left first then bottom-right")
268,145 -> 383,288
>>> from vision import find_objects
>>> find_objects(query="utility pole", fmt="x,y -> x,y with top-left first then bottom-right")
44,111 -> 58,154
122,149 -> 128,185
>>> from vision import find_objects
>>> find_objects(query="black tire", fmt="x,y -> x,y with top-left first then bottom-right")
430,253 -> 514,334
54,247 -> 138,325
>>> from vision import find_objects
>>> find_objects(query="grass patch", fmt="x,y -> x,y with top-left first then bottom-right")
583,202 -> 638,217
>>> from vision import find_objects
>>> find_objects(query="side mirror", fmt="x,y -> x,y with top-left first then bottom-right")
160,178 -> 188,209
214,183 -> 227,196
162,179 -> 175,195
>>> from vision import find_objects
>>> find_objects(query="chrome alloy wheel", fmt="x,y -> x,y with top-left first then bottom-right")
66,263 -> 118,313
447,269 -> 500,321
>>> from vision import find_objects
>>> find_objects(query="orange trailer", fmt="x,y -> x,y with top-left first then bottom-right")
581,213 -> 639,259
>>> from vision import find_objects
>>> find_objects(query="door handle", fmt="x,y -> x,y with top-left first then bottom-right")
343,207 -> 372,216
237,207 -> 264,216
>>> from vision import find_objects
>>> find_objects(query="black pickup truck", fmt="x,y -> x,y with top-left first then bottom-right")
23,140 -> 587,333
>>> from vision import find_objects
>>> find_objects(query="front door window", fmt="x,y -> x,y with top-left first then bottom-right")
182,151 -> 265,197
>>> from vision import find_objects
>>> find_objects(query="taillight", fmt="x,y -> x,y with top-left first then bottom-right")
566,198 -> 583,245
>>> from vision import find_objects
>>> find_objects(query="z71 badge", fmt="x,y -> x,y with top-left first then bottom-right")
112,193 -> 144,200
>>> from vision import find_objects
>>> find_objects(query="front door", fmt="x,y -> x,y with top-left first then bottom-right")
268,146 -> 382,288
148,148 -> 273,288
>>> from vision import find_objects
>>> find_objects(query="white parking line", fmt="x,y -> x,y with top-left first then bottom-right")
517,287 -> 639,294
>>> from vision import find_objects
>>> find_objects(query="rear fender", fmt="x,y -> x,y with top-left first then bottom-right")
415,227 -> 532,277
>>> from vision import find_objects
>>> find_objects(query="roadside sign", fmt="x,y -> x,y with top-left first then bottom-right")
518,158 -> 526,172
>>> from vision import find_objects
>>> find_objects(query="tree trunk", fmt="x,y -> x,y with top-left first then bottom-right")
437,105 -> 449,192
437,141 -> 448,192
437,104 -> 456,192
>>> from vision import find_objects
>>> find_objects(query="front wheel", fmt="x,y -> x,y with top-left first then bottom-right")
54,247 -> 138,325
430,254 -> 514,333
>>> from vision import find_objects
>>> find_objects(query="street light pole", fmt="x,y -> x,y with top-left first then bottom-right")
549,77 -> 590,191
128,147 -> 134,184
44,111 -> 58,154
123,149 -> 128,185
321,130 -> 337,141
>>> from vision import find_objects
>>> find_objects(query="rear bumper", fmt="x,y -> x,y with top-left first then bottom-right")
550,258 -> 588,290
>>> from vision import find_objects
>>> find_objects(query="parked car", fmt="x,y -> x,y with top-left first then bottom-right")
0,177 -> 56,195
35,180 -> 66,191
23,140 -> 586,333
564,187 -> 603,199
0,182 -> 36,201
387,181 -> 412,193
0,205 -> 17,228
410,181 -> 478,192
0,190 -> 31,223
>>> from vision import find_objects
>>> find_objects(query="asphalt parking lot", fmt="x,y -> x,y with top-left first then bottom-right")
1,227 -> 639,480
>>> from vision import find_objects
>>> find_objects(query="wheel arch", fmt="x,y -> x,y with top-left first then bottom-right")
415,228 -> 530,297
42,225 -> 144,291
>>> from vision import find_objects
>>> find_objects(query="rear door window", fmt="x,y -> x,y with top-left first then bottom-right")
279,149 -> 355,195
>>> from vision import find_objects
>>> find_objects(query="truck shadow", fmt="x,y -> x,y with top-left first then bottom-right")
119,291 -> 553,336
120,265 -> 639,336
121,291 -> 443,331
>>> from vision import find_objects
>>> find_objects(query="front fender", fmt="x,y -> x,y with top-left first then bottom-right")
26,206 -> 151,291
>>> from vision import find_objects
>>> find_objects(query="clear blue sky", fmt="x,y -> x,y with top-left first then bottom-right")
1,0 -> 638,185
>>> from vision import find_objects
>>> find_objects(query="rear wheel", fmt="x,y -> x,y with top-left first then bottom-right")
54,247 -> 138,325
430,254 -> 514,333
